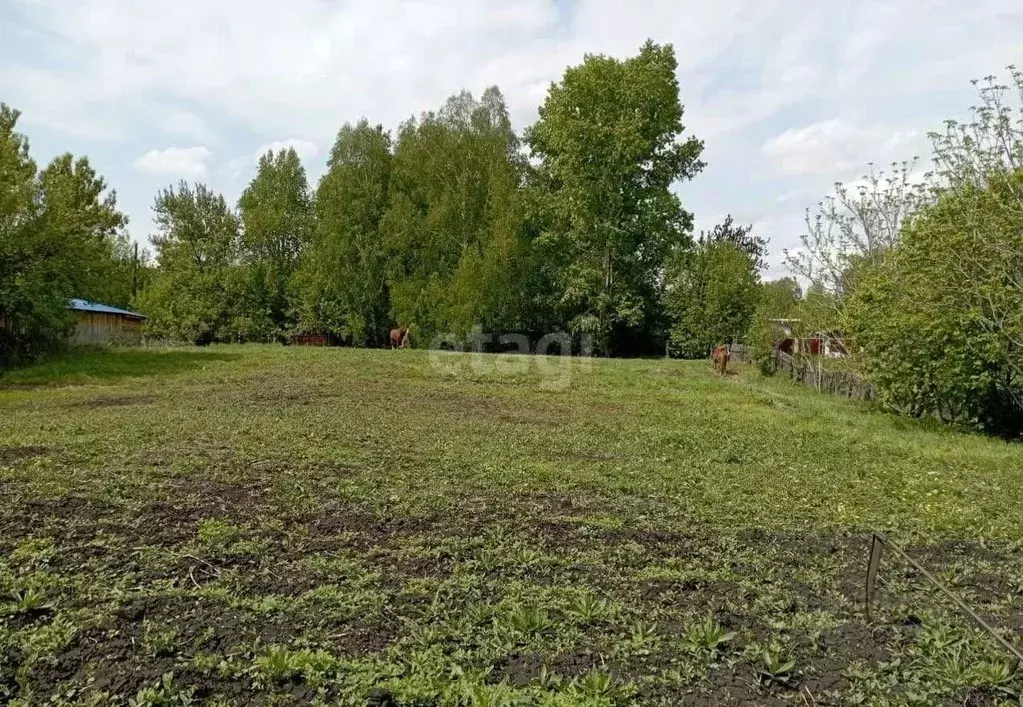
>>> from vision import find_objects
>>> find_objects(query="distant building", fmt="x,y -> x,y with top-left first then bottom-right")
770,319 -> 800,354
68,299 -> 147,345
800,331 -> 848,358
769,318 -> 848,358
769,318 -> 799,339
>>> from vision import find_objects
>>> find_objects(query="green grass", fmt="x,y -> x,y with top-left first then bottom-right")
0,347 -> 239,388
1,345 -> 1022,705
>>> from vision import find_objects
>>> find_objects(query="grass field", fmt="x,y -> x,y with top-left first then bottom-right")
2,345 -> 1022,705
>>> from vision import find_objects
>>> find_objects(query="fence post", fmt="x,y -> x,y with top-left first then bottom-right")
865,533 -> 1023,670
865,532 -> 885,622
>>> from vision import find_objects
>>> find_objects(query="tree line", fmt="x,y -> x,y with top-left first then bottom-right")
6,42 -> 1017,437
2,40 -> 768,366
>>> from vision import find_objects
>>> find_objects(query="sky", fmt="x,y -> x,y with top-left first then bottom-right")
2,0 -> 1021,279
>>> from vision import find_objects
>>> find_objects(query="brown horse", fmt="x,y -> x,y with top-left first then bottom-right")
711,344 -> 730,375
389,326 -> 411,349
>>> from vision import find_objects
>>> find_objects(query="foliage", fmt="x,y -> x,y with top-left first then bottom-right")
757,278 -> 801,318
846,69 -> 1023,436
782,162 -> 926,373
0,104 -> 53,367
237,147 -> 313,341
129,673 -> 195,707
526,40 -> 705,355
8,40 -> 704,359
664,233 -> 759,358
37,153 -> 131,303
701,214 -> 768,272
758,649 -> 796,686
137,182 -> 245,345
683,617 -> 735,655
785,161 -> 926,309
774,159 -> 929,400
0,104 -> 134,367
10,587 -> 49,614
298,120 -> 392,346
848,171 -> 1023,435
105,233 -> 150,308
747,278 -> 802,374
383,88 -> 530,345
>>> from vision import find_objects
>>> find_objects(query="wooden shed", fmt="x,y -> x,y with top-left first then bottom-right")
68,299 -> 147,345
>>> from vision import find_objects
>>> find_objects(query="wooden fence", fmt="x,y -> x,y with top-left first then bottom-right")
728,344 -> 750,364
728,344 -> 876,402
775,350 -> 876,401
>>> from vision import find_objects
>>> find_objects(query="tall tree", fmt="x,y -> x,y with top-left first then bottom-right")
848,174 -> 1023,435
747,277 -> 802,373
757,278 -> 802,318
38,153 -> 132,306
663,237 -> 759,358
702,215 -> 768,272
237,147 -> 313,340
784,161 -> 925,319
0,104 -> 50,366
138,182 -> 244,345
526,40 -> 705,355
299,121 -> 392,345
842,69 -> 1023,436
1,104 -> 132,366
382,88 -> 529,343
924,69 -> 1023,394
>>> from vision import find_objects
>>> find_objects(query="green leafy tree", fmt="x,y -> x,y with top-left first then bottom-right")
846,69 -> 1023,435
1,104 -> 132,366
115,235 -> 153,308
0,104 -> 51,366
526,40 -> 704,355
758,278 -> 801,318
747,278 -> 802,373
298,121 -> 392,345
704,215 -> 768,272
382,88 -> 529,344
237,147 -> 313,341
38,153 -> 132,306
664,236 -> 759,359
138,182 -> 244,345
848,171 -> 1023,435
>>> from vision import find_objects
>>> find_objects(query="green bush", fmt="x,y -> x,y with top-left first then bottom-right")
847,171 -> 1023,437
745,278 -> 801,375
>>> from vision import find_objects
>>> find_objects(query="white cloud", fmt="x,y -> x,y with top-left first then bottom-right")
0,0 -> 863,142
763,120 -> 923,177
8,0 -> 1021,144
156,110 -> 216,143
134,146 -> 212,177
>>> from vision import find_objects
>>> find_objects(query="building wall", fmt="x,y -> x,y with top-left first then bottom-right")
71,312 -> 143,345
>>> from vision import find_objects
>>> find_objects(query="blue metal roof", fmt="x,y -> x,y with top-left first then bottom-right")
68,299 -> 147,319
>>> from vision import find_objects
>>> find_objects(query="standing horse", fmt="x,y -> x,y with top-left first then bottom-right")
389,326 -> 411,349
711,344 -> 731,375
